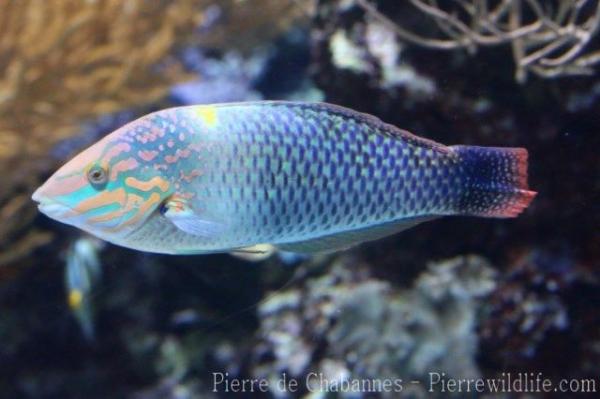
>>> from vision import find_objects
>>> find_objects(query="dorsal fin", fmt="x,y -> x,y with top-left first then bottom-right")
196,101 -> 449,154
265,101 -> 449,154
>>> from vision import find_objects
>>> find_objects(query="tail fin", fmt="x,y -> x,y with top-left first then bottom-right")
451,145 -> 536,218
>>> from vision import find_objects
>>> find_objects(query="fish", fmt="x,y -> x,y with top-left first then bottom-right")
32,101 -> 536,255
64,237 -> 102,340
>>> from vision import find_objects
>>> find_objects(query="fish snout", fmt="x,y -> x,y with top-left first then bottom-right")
32,185 -> 72,219
31,185 -> 46,204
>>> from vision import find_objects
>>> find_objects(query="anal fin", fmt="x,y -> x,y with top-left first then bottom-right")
278,216 -> 436,254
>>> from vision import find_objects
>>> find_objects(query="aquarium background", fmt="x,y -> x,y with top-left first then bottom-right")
0,1 -> 598,398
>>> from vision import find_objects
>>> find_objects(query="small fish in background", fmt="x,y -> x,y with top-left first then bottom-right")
32,102 -> 536,256
64,237 -> 103,340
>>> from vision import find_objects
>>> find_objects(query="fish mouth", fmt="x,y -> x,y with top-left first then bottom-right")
31,187 -> 46,205
32,188 -> 72,217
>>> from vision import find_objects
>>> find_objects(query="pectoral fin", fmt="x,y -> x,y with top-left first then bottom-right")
162,197 -> 225,237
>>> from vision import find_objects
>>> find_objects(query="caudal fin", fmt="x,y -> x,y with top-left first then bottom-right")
451,145 -> 536,218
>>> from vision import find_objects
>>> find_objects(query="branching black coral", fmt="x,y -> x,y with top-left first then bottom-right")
357,0 -> 600,82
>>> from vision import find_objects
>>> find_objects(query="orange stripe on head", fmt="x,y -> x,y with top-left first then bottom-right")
125,176 -> 170,192
179,169 -> 202,183
75,187 -> 127,213
164,148 -> 192,164
88,193 -> 143,223
120,192 -> 161,228
43,174 -> 88,197
138,150 -> 159,162
101,142 -> 131,166
110,158 -> 139,181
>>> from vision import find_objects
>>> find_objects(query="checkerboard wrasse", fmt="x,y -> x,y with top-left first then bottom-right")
32,102 -> 536,255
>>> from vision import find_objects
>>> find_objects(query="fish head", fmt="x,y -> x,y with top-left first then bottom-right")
32,134 -> 173,242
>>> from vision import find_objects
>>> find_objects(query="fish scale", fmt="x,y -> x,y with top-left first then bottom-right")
33,101 -> 535,255
180,103 -> 446,241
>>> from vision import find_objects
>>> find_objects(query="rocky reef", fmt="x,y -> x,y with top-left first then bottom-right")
248,255 -> 496,398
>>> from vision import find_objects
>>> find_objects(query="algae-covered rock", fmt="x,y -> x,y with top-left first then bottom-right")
251,255 -> 496,397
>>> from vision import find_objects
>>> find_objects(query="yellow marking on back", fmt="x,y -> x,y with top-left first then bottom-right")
125,176 -> 170,192
68,289 -> 83,310
194,106 -> 218,127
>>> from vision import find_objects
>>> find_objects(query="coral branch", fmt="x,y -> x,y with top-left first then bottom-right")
356,0 -> 600,83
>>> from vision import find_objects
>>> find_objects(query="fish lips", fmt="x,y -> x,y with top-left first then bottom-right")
32,187 -> 73,220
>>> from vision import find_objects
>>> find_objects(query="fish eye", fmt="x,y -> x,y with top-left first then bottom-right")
87,165 -> 108,189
